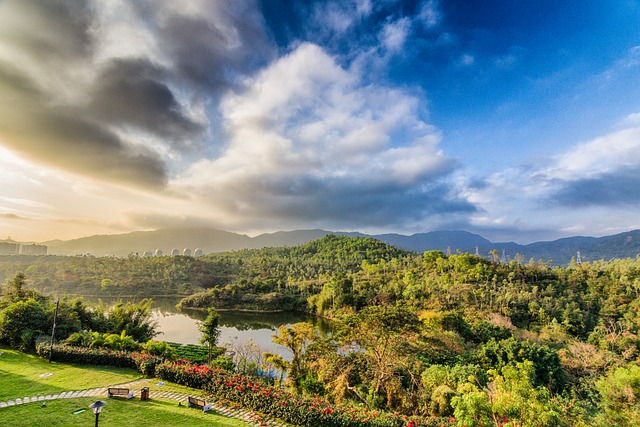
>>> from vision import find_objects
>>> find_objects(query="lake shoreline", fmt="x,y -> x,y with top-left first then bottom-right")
181,306 -> 288,314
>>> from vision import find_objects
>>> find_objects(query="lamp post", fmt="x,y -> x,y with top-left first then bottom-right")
88,400 -> 106,427
48,298 -> 59,363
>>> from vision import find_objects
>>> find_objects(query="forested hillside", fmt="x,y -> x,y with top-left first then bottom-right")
2,234 -> 640,425
0,235 -> 409,300
41,226 -> 640,265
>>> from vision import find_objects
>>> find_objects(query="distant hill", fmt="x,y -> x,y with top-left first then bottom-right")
44,228 -> 253,257
466,231 -> 640,265
249,229 -> 341,248
41,227 -> 640,265
374,230 -> 492,253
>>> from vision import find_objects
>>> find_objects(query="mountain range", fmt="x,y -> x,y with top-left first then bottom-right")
37,228 -> 640,265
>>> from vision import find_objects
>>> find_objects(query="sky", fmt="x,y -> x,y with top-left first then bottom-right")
1,0 -> 640,244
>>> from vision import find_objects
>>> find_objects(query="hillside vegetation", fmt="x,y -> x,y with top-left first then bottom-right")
2,234 -> 640,425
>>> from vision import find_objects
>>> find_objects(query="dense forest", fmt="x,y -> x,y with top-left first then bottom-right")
1,234 -> 640,426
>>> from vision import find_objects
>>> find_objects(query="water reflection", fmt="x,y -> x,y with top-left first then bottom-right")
81,296 -> 329,358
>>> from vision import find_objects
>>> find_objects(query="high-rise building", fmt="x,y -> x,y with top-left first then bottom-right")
0,240 -> 20,255
20,244 -> 48,255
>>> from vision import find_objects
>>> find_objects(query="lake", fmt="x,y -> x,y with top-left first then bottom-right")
85,296 -> 329,359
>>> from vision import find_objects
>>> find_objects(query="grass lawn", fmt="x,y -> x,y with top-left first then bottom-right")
0,346 -> 254,426
0,396 -> 251,426
0,347 -> 143,400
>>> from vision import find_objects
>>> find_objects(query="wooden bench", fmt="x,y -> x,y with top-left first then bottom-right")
108,387 -> 133,399
187,396 -> 211,412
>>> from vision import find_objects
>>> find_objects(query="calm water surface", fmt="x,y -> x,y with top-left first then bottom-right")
86,296 -> 329,359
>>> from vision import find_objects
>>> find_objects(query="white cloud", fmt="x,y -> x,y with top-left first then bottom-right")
418,0 -> 441,28
379,18 -> 412,52
536,127 -> 640,181
461,121 -> 640,241
91,1 -> 160,64
620,112 -> 640,126
460,53 -> 475,66
311,0 -> 374,36
171,43 -> 458,230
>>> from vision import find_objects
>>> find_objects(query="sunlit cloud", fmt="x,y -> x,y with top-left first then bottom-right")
172,43 -> 471,231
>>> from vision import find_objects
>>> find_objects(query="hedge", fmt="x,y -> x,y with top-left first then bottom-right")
36,344 -> 163,376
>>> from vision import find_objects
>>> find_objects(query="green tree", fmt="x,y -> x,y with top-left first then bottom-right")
341,305 -> 420,409
0,298 -> 47,350
595,364 -> 640,427
489,361 -> 564,427
473,337 -> 565,392
106,299 -> 158,342
103,330 -> 140,351
272,322 -> 317,393
199,307 -> 221,365
452,362 -> 568,427
1,273 -> 30,306
48,299 -> 82,342
263,351 -> 289,388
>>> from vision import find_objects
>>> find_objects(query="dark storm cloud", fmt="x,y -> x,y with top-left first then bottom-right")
89,58 -> 206,144
156,4 -> 274,91
0,62 -> 44,102
0,0 -> 94,61
0,0 -> 173,188
548,167 -> 640,207
0,0 -> 274,189
2,106 -> 168,189
291,178 -> 477,228
209,172 -> 476,231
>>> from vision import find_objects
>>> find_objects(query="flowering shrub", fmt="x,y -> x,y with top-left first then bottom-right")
131,352 -> 164,376
155,361 -> 453,427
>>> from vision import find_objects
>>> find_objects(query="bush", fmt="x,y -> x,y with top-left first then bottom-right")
131,352 -> 165,376
37,344 -> 162,376
37,344 -> 138,370
143,340 -> 175,358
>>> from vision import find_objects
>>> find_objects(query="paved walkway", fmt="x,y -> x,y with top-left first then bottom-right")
0,379 -> 289,427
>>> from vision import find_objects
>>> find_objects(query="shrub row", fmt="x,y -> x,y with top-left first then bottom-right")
36,344 -> 163,376
155,360 -> 453,427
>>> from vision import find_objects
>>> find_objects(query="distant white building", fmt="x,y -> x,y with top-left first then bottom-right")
183,248 -> 192,256
155,249 -> 163,257
0,240 -> 48,256
20,244 -> 48,255
194,248 -> 203,257
0,240 -> 20,255
143,250 -> 153,257
171,248 -> 180,256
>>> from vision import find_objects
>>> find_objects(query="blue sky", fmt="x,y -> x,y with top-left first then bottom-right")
0,0 -> 639,243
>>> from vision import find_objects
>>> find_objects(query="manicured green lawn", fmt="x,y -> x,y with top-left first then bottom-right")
0,397 -> 251,427
0,346 -> 253,426
0,347 -> 143,400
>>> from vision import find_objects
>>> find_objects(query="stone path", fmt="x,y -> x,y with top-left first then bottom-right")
0,379 -> 289,427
